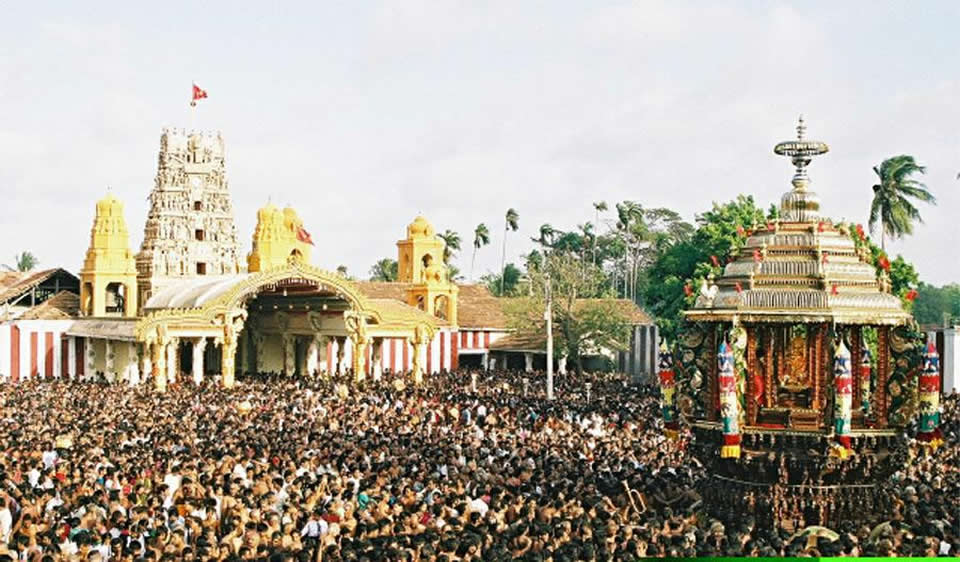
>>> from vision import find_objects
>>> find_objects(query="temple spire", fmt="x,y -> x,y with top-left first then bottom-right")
774,116 -> 829,222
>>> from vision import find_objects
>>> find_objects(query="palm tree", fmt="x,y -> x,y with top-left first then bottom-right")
615,201 -> 643,300
471,223 -> 490,281
533,223 -> 556,250
870,155 -> 935,251
3,252 -> 38,272
500,208 -> 519,296
592,201 -> 607,265
439,230 -> 461,263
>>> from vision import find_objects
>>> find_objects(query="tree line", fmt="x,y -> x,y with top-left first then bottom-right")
368,153 -> 946,343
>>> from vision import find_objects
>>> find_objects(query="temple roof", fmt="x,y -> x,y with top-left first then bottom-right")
144,274 -> 251,310
686,118 -> 910,325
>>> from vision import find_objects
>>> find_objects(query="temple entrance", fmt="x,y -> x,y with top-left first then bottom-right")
136,262 -> 438,390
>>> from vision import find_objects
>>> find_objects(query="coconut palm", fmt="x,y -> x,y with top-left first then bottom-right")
3,252 -> 38,272
439,229 -> 462,263
592,201 -> 607,265
532,223 -> 556,250
500,208 -> 519,296
470,223 -> 490,281
870,155 -> 935,251
615,201 -> 644,300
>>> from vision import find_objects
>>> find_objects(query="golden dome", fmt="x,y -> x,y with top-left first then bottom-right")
95,192 -> 124,216
257,201 -> 279,221
406,215 -> 435,239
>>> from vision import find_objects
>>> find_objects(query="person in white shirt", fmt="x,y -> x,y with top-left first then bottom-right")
0,496 -> 12,544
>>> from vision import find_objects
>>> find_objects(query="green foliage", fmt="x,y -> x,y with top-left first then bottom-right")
368,258 -> 398,282
913,283 -> 960,326
470,223 -> 491,280
505,253 -> 630,373
439,230 -> 461,263
643,195 -> 768,342
870,155 -> 935,248
483,263 -> 523,297
4,252 -> 38,272
847,222 -> 919,308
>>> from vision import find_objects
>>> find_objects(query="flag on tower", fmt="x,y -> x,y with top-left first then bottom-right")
191,83 -> 208,107
297,226 -> 315,246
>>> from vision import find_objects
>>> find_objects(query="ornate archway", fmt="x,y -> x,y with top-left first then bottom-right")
135,262 -> 437,391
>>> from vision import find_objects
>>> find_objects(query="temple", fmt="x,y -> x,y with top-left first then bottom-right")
0,129 -> 657,385
673,118 -> 930,530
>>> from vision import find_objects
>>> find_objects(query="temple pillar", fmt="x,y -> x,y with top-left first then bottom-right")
746,326 -> 758,425
335,336 -> 347,375
85,339 -> 96,380
488,355 -> 496,371
192,338 -> 207,385
412,340 -> 427,385
876,326 -> 890,427
153,340 -> 167,393
104,339 -> 115,382
352,338 -> 368,383
524,353 -> 534,373
221,340 -> 236,388
253,332 -> 265,374
296,336 -> 309,377
127,342 -> 140,386
139,343 -> 151,387
306,337 -> 320,376
849,326 -> 862,412
282,334 -> 296,377
372,338 -> 383,381
166,337 -> 179,385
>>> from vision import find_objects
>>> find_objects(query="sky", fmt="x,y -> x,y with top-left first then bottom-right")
1,1 -> 959,285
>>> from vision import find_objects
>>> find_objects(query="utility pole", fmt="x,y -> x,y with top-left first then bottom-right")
545,274 -> 554,400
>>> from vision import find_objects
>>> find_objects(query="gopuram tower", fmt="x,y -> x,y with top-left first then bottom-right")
135,129 -> 243,307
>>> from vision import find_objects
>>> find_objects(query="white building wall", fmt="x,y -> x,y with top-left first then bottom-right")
0,325 -> 9,380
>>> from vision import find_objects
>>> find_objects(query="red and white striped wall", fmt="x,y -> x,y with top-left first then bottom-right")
0,320 -> 79,382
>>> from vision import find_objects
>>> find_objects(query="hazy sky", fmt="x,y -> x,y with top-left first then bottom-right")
2,1 -> 958,286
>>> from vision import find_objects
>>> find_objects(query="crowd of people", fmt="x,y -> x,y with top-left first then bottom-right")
0,368 -> 956,560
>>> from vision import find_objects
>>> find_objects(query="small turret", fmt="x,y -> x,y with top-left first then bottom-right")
397,215 -> 458,325
79,191 -> 138,317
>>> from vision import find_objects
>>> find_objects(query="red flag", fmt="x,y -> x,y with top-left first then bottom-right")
296,227 -> 314,246
817,221 -> 826,232
191,83 -> 208,106
905,289 -> 918,302
710,255 -> 720,267
855,224 -> 865,241
831,284 -> 839,295
736,225 -> 746,237
822,253 -> 829,264
753,249 -> 761,263
735,282 -> 743,294
683,283 -> 693,297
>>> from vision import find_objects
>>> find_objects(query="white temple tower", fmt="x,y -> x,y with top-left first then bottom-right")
135,129 -> 243,307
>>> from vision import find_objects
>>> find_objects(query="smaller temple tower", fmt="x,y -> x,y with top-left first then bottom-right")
80,192 -> 138,317
247,203 -> 314,272
397,216 -> 458,325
